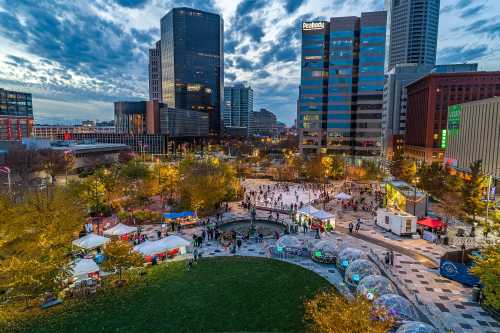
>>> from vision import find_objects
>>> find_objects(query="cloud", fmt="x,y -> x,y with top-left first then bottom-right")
437,45 -> 488,64
0,0 -> 498,125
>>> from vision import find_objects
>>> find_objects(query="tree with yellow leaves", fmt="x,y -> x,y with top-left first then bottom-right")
101,240 -> 143,282
304,291 -> 395,333
470,245 -> 500,310
0,187 -> 85,307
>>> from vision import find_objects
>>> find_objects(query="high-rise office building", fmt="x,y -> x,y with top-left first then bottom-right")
251,108 -> 277,137
386,0 -> 440,70
160,7 -> 223,135
405,71 -> 500,164
0,88 -> 34,140
299,11 -> 387,160
223,84 -> 253,135
149,40 -> 162,101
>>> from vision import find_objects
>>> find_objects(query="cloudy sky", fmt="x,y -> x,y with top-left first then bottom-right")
0,0 -> 499,125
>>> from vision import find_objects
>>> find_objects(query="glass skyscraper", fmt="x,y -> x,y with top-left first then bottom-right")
299,12 -> 387,160
160,7 -> 224,135
223,84 -> 253,135
386,0 -> 440,70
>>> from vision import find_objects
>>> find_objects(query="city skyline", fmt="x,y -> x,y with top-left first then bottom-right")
0,0 -> 499,125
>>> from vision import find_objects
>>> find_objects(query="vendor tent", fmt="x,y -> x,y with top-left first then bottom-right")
133,240 -> 169,257
335,192 -> 352,200
159,235 -> 191,248
311,210 -> 334,220
417,218 -> 445,229
72,258 -> 99,281
163,211 -> 195,219
298,205 -> 319,215
103,223 -> 137,237
72,234 -> 110,250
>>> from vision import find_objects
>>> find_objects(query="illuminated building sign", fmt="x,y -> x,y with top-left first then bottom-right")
447,104 -> 461,138
303,22 -> 325,30
441,129 -> 447,149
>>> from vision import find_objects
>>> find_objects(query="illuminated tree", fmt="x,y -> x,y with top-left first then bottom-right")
462,160 -> 486,223
304,291 -> 395,333
470,245 -> 500,310
390,154 -> 416,183
101,240 -> 143,281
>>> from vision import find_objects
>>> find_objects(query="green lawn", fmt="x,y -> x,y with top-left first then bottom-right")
16,257 -> 332,333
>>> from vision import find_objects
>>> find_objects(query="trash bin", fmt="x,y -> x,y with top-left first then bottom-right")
443,236 -> 449,246
472,286 -> 481,303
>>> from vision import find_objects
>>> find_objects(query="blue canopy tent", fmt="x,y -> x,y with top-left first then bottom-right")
163,211 -> 195,219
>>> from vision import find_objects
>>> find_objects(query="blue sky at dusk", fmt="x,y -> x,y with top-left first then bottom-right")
0,0 -> 499,125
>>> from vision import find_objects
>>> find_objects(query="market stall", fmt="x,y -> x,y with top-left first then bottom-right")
158,235 -> 191,256
71,258 -> 100,282
163,211 -> 198,227
375,208 -> 416,236
335,192 -> 352,200
72,233 -> 110,251
103,223 -> 138,240
296,206 -> 335,231
417,217 -> 445,242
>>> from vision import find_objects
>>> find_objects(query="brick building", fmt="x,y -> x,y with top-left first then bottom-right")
405,72 -> 500,163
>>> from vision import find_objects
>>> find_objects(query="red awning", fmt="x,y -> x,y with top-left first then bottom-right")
417,217 -> 445,229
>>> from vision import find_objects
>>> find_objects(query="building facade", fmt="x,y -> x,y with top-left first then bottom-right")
299,11 -> 387,161
405,72 -> 500,163
149,40 -> 162,101
223,84 -> 253,135
251,108 -> 277,137
383,64 -> 433,158
386,0 -> 440,70
432,63 -> 478,73
34,124 -> 115,139
445,97 -> 500,182
160,108 -> 209,137
160,7 -> 223,135
0,88 -> 34,141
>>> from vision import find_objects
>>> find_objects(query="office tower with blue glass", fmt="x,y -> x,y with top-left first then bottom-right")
160,7 -> 224,135
299,11 -> 387,160
223,84 -> 253,136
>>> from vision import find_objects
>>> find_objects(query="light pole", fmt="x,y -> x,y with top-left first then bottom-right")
412,176 -> 420,216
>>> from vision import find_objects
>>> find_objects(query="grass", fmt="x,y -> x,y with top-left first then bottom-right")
12,257 -> 332,333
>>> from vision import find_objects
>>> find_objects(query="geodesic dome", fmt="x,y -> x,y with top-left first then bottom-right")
373,294 -> 419,322
275,235 -> 302,252
311,240 -> 339,263
345,259 -> 380,287
336,247 -> 366,271
356,275 -> 396,300
396,322 -> 438,333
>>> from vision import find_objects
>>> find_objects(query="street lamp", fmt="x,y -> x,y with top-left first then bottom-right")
412,176 -> 420,216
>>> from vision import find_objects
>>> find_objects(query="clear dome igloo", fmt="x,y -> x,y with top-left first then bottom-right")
356,275 -> 396,300
396,322 -> 438,333
275,235 -> 302,252
345,259 -> 380,287
336,247 -> 366,271
311,240 -> 339,263
373,294 -> 419,322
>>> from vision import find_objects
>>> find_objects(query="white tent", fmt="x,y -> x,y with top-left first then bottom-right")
158,235 -> 191,254
298,205 -> 319,215
335,192 -> 352,200
72,233 -> 110,250
133,240 -> 169,257
312,210 -> 334,220
72,258 -> 99,281
103,223 -> 137,237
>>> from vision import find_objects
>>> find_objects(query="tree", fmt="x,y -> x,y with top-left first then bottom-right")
4,146 -> 43,190
39,149 -> 75,184
101,240 -> 143,282
390,154 -> 416,182
304,291 -> 395,333
462,160 -> 486,223
304,155 -> 324,181
156,164 -> 180,203
322,155 -> 345,180
361,160 -> 383,181
470,245 -> 500,310
121,160 -> 151,180
0,187 -> 85,306
118,150 -> 134,164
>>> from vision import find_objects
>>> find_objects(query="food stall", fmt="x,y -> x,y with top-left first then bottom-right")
296,206 -> 335,231
72,233 -> 110,251
375,208 -> 417,236
163,211 -> 198,227
103,223 -> 138,241
158,235 -> 191,256
417,217 -> 445,242
72,258 -> 100,282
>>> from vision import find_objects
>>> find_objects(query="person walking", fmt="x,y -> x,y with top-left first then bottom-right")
237,238 -> 242,250
348,222 -> 353,233
355,222 -> 360,233
389,251 -> 394,266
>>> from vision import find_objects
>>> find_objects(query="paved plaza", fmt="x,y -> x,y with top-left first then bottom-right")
138,179 -> 497,333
